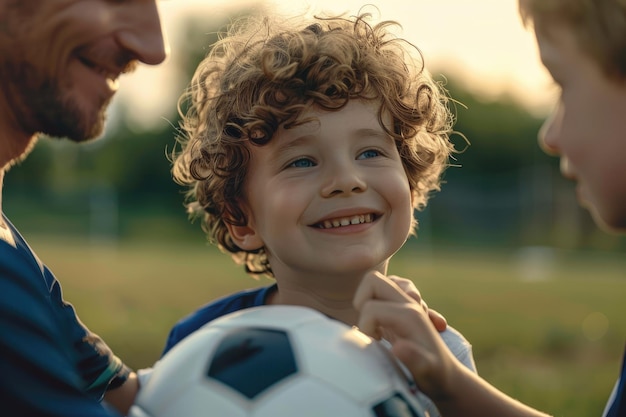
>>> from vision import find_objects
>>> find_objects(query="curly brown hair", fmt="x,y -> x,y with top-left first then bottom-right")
172,11 -> 460,277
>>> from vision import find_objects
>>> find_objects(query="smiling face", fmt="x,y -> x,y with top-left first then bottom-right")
227,100 -> 414,286
535,22 -> 626,232
0,0 -> 167,144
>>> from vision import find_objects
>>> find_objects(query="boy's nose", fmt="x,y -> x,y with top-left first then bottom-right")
320,163 -> 368,197
538,103 -> 563,156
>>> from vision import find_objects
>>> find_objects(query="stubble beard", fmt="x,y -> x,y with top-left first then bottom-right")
8,61 -> 110,144
29,75 -> 110,143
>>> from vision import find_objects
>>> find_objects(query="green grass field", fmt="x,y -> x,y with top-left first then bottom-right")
29,235 -> 625,417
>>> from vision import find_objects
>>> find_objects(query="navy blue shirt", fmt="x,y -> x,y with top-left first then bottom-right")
162,284 -> 277,356
604,348 -> 626,417
0,217 -> 123,416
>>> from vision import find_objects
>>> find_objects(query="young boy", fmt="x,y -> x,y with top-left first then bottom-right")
165,11 -> 475,415
354,1 -> 626,416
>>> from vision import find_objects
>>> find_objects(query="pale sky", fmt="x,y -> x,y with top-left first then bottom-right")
116,0 -> 556,130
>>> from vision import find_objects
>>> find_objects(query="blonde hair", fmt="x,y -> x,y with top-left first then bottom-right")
519,0 -> 626,79
172,12 -> 459,276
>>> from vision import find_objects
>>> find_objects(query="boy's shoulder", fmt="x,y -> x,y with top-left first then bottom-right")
189,284 -> 276,322
162,284 -> 277,355
439,325 -> 477,372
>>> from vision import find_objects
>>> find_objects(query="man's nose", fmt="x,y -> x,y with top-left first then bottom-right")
116,1 -> 169,66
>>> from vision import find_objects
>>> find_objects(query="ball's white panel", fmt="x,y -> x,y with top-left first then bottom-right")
127,404 -> 152,417
251,376 -> 368,417
133,327 -> 223,414
296,319 -> 402,401
159,384 -> 249,417
206,305 -> 328,331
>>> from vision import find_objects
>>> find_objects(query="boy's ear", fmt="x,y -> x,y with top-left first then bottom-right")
226,219 -> 264,251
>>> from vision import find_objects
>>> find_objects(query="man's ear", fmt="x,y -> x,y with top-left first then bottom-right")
225,217 -> 264,251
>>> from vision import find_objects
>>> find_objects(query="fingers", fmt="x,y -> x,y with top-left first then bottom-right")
354,271 -> 458,401
387,275 -> 422,303
354,271 -> 414,311
357,272 -> 448,333
356,298 -> 431,341
428,309 -> 448,332
354,272 -> 433,339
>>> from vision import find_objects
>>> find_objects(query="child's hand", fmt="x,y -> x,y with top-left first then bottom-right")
385,275 -> 447,332
353,271 -> 458,400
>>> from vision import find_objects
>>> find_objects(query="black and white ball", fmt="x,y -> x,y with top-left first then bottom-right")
130,305 -> 430,417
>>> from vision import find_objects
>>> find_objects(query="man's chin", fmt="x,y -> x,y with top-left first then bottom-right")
44,123 -> 105,143
49,91 -> 111,142
44,106 -> 108,143
72,121 -> 106,143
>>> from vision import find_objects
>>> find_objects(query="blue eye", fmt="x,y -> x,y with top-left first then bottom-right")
358,149 -> 380,159
289,158 -> 316,168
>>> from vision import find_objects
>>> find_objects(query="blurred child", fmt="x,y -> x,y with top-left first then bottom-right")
165,11 -> 475,415
354,1 -> 626,416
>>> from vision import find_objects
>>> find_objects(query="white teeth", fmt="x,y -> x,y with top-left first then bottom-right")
318,214 -> 375,229
106,78 -> 120,91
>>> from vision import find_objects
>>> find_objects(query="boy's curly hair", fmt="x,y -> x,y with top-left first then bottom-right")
172,11 -> 460,277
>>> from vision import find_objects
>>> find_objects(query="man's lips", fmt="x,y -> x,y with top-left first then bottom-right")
312,213 -> 378,229
78,56 -> 121,81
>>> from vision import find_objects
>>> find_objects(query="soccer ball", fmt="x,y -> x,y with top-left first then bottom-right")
130,305 -> 430,417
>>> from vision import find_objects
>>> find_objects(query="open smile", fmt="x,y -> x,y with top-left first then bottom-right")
313,213 -> 377,229
77,56 -> 121,90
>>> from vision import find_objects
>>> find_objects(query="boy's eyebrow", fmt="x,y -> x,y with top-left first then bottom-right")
269,134 -> 315,164
349,128 -> 395,146
276,127 -> 391,152
354,128 -> 391,140
274,134 -> 315,154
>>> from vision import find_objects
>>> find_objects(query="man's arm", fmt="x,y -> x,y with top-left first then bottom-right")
105,372 -> 140,415
0,251 -> 117,416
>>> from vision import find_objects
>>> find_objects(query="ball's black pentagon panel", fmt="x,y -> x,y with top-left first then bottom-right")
207,327 -> 298,399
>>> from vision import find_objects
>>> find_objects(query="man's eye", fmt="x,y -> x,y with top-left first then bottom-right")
289,158 -> 316,168
358,149 -> 381,159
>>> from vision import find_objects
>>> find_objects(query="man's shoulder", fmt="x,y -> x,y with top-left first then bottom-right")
0,234 -> 50,316
0,242 -> 116,416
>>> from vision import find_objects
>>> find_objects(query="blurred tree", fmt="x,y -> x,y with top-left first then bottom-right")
4,10 -> 622,250
441,77 -> 551,175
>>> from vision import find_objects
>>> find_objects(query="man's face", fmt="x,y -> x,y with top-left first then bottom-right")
535,22 -> 626,233
0,0 -> 167,142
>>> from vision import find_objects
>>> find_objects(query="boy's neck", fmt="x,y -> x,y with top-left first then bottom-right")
266,262 -> 391,325
267,279 -> 361,326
